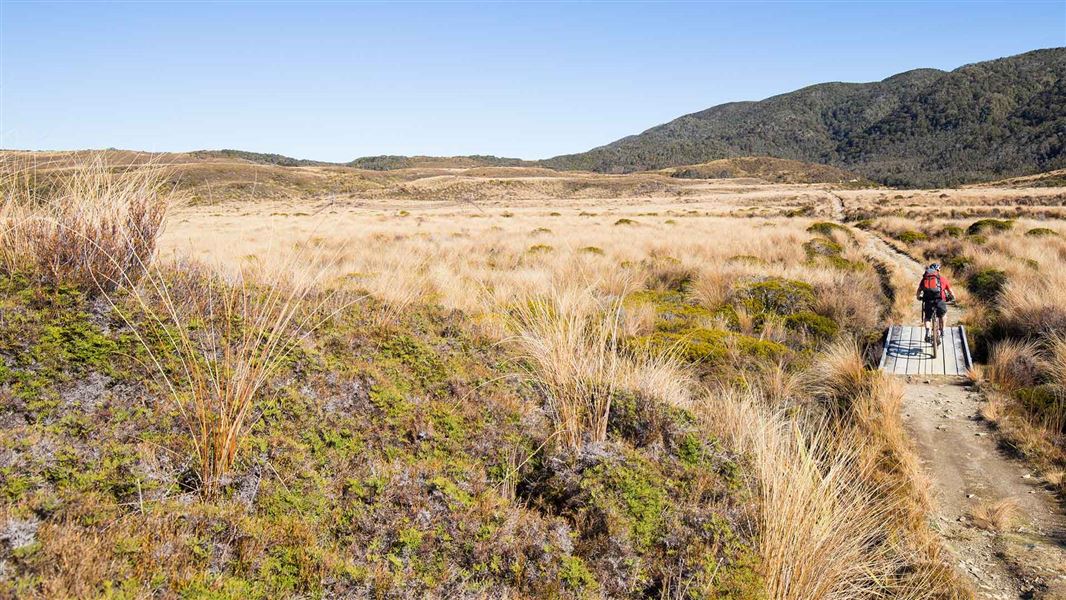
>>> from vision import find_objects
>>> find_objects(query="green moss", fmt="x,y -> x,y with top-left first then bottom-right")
33,320 -> 118,371
613,218 -> 637,226
376,334 -> 445,389
11,541 -> 42,559
396,526 -> 425,551
967,218 -> 1014,235
526,244 -> 553,254
941,225 -> 965,238
560,555 -> 598,590
966,268 -> 1008,303
369,383 -> 413,420
531,227 -> 552,235
428,476 -> 472,508
588,454 -> 668,551
578,246 -> 604,255
257,546 -> 321,597
676,432 -> 706,467
0,469 -> 34,500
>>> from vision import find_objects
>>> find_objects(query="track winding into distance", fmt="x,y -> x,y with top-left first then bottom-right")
826,190 -> 1066,599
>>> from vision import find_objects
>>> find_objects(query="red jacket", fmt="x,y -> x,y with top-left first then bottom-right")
917,272 -> 953,301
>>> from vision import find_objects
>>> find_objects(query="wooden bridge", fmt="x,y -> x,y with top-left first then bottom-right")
879,325 -> 973,377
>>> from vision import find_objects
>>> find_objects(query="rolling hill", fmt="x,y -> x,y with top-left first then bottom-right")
542,48 -> 1066,187
655,157 -> 869,185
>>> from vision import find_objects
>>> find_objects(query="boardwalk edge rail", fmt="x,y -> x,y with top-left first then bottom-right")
878,324 -> 894,370
959,325 -> 973,371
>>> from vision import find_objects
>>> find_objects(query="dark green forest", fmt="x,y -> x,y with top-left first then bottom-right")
542,48 -> 1066,187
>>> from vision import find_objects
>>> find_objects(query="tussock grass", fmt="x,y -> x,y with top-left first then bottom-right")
1047,332 -> 1066,389
112,258 -> 335,497
980,395 -> 1005,424
508,283 -> 690,448
700,386 -> 949,600
808,338 -> 873,410
969,498 -> 1018,532
987,339 -> 1044,393
1,155 -> 171,293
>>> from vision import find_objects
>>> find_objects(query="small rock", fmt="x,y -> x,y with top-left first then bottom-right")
1022,473 -> 1032,479
967,494 -> 976,499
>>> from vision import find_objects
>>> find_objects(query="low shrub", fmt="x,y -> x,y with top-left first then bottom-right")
966,218 -> 1014,236
806,222 -> 848,237
894,230 -> 927,244
785,311 -> 839,340
1025,227 -> 1058,238
966,268 -> 1008,303
803,238 -> 843,257
732,277 -> 815,316
727,255 -> 768,266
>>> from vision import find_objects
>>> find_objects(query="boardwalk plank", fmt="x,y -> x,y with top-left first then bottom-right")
880,325 -> 970,377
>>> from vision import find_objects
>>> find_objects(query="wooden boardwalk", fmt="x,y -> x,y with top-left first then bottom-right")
879,325 -> 972,377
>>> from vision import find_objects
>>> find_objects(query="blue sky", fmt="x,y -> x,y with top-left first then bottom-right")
2,1 -> 1063,161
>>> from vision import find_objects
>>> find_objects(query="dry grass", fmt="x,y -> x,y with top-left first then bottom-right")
4,152 -> 1004,596
968,498 -> 1019,532
980,395 -> 1004,424
1042,469 -> 1065,489
700,386 -> 948,600
0,155 -> 171,293
112,259 -> 330,496
987,339 -> 1044,393
808,338 -> 873,409
508,282 -> 691,448
1046,332 -> 1066,389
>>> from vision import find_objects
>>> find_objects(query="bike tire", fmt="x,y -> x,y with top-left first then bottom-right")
932,327 -> 939,359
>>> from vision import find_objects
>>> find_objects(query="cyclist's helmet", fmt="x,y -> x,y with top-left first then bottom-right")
928,262 -> 941,271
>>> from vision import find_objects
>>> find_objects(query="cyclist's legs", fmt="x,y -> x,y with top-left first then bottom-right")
936,300 -> 948,333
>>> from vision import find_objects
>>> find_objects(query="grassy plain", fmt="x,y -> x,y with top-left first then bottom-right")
4,153 -> 1063,598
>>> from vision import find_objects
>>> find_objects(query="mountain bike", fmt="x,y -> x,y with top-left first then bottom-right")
922,299 -> 955,359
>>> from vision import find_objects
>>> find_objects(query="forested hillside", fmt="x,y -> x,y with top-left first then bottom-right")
543,48 -> 1066,187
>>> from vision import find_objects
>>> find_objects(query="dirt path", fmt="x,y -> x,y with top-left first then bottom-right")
832,192 -> 1066,599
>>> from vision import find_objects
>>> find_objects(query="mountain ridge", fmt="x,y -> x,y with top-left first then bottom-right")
542,48 -> 1066,186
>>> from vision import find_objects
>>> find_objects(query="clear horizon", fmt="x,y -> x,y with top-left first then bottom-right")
2,1 -> 1064,161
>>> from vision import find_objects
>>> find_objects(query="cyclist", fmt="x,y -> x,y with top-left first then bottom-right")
916,262 -> 955,343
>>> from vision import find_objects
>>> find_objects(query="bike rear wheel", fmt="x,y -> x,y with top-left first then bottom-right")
931,320 -> 940,358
